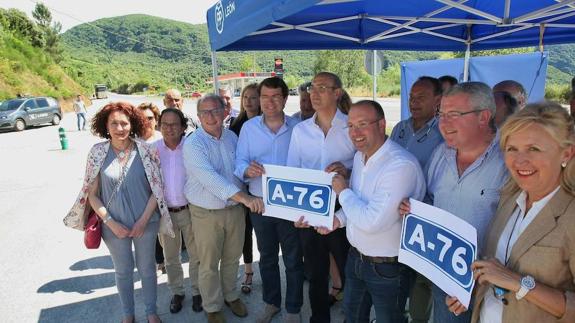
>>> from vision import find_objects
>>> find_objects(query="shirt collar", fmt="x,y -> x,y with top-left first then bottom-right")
161,136 -> 185,151
516,186 -> 561,213
362,139 -> 390,166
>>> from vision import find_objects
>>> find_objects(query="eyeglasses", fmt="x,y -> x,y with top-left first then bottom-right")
307,84 -> 338,94
197,107 -> 224,118
345,118 -> 382,131
260,94 -> 285,102
160,122 -> 181,129
436,109 -> 486,120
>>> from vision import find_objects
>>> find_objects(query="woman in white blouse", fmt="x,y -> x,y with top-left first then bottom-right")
447,102 -> 575,323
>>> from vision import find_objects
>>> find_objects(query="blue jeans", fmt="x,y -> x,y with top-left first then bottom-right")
103,221 -> 159,317
432,283 -> 472,323
344,249 -> 412,323
251,213 -> 304,313
76,112 -> 86,130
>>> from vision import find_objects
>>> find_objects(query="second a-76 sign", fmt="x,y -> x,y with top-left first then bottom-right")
262,164 -> 336,228
399,199 -> 477,308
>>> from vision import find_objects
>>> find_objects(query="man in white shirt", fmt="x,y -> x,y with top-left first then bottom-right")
287,72 -> 355,323
73,94 -> 87,131
235,77 -> 303,323
183,94 -> 263,323
319,100 -> 426,323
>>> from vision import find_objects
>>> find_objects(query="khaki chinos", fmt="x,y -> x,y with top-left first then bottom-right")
159,208 -> 200,297
189,204 -> 245,313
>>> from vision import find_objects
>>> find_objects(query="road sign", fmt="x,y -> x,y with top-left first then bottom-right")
399,199 -> 477,307
364,50 -> 384,76
262,164 -> 336,228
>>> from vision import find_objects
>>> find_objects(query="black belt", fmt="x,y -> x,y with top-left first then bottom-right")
350,247 -> 398,264
168,205 -> 189,213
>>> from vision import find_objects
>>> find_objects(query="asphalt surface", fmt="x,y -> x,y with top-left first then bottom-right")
0,94 -> 400,323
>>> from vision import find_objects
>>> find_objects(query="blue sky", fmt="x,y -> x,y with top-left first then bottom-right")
0,0 -> 217,31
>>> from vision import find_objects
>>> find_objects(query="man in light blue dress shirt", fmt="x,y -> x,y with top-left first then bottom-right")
183,94 -> 264,323
235,77 -> 304,323
390,76 -> 444,323
417,82 -> 509,323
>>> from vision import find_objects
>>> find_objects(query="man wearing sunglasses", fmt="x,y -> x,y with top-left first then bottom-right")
287,72 -> 355,323
390,76 -> 444,323
183,94 -> 264,323
401,82 -> 508,323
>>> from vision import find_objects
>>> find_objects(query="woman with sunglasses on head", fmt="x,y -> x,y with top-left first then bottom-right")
138,102 -> 163,143
447,102 -> 575,323
64,102 -> 174,323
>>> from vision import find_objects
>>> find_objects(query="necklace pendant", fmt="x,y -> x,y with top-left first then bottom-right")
118,151 -> 126,159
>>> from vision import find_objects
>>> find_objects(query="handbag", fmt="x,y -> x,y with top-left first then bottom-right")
83,147 -> 132,249
84,210 -> 102,249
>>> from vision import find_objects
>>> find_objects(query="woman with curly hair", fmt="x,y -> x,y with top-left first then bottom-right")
64,102 -> 174,323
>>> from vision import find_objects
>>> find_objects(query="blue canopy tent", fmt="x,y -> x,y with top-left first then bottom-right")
206,0 -> 575,86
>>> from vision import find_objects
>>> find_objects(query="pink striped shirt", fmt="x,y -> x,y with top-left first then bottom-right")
156,137 -> 188,208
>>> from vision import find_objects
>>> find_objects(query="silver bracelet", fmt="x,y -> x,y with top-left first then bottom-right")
102,214 -> 113,224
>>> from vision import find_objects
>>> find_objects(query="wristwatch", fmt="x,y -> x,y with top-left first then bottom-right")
515,275 -> 536,300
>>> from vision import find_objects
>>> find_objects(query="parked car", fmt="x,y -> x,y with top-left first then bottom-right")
0,96 -> 62,132
191,91 -> 202,98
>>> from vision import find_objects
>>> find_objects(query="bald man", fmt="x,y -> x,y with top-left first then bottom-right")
164,89 -> 198,131
493,80 -> 527,109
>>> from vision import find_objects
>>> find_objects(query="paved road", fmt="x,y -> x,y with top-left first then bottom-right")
0,94 -> 400,322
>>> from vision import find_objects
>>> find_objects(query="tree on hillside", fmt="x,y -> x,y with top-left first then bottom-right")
0,8 -> 44,47
313,50 -> 369,88
32,3 -> 63,62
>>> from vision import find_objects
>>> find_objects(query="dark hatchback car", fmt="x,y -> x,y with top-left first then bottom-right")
0,97 -> 62,131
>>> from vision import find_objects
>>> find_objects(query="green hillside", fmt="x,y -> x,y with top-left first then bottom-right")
0,8 -> 83,100
59,14 -> 574,99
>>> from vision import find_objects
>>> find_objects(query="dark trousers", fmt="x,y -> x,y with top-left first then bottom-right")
344,249 -> 412,323
155,237 -> 164,264
300,227 -> 350,323
242,207 -> 253,264
251,213 -> 304,313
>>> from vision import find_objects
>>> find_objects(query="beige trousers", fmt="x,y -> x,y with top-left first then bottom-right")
159,208 -> 200,297
189,204 -> 245,313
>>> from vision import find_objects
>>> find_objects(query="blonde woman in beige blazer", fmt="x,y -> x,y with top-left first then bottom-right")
446,102 -> 575,323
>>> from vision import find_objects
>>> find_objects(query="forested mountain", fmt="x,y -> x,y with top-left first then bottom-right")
60,14 -> 575,98
0,7 -> 83,100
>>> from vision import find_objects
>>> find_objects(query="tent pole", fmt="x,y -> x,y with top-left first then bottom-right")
463,43 -> 470,81
211,51 -> 219,92
372,50 -> 377,100
463,25 -> 471,82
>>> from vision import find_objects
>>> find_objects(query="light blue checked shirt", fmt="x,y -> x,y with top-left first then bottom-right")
425,134 -> 508,253
390,117 -> 443,168
183,127 -> 244,209
234,114 -> 298,197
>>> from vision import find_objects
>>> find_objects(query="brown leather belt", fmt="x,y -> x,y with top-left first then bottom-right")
350,247 -> 398,264
168,205 -> 189,213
